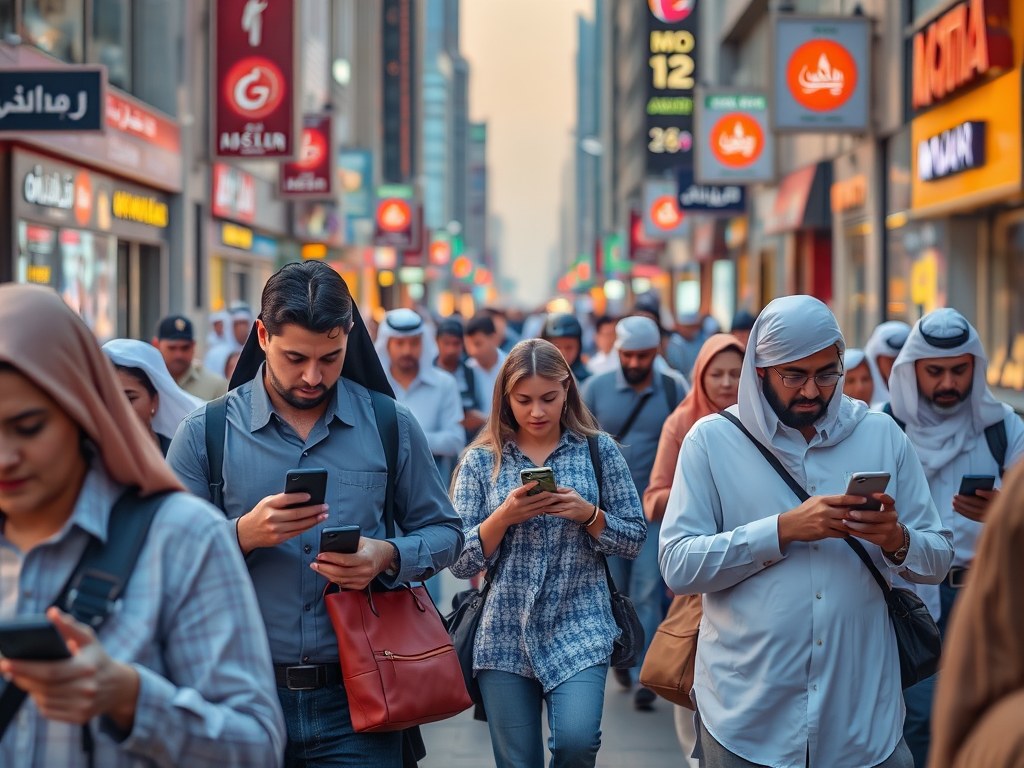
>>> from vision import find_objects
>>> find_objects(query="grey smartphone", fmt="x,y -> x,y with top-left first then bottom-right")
320,525 -> 361,555
285,468 -> 329,509
959,475 -> 995,497
0,616 -> 71,661
845,472 -> 892,511
520,467 -> 557,496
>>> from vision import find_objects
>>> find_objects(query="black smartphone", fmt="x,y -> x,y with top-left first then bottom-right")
520,467 -> 557,496
844,472 -> 892,511
959,474 -> 995,497
0,616 -> 71,661
284,468 -> 329,509
320,525 -> 361,555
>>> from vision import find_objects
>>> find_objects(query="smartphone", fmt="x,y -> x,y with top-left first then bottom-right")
320,525 -> 361,555
959,474 -> 995,497
520,467 -> 557,496
0,616 -> 71,661
844,472 -> 892,511
284,468 -> 329,509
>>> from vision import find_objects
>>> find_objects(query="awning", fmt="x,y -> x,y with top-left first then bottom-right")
764,162 -> 832,234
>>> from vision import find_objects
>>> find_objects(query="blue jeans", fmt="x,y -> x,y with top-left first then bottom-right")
903,581 -> 959,768
477,664 -> 608,768
278,683 -> 402,768
607,519 -> 666,678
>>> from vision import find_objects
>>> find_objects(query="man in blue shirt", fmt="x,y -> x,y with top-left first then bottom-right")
168,261 -> 463,768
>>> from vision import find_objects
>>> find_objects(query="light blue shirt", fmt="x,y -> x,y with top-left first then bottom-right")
660,410 -> 953,768
387,366 -> 465,459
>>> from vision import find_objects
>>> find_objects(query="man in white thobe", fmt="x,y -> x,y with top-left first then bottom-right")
887,308 -> 1024,768
864,321 -> 911,409
660,295 -> 952,768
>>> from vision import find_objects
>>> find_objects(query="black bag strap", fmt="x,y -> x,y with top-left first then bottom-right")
370,390 -> 400,539
661,373 -> 678,414
984,420 -> 1008,478
614,391 -> 653,443
462,363 -> 479,411
719,411 -> 893,598
0,488 -> 170,740
881,402 -> 908,432
205,394 -> 229,512
586,434 -> 623,597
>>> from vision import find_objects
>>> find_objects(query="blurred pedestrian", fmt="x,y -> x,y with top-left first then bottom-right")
167,262 -> 463,768
481,307 -> 520,353
434,318 -> 488,443
152,315 -> 228,401
542,312 -> 591,383
103,338 -> 203,456
207,309 -> 230,349
587,315 -> 620,377
465,314 -> 508,416
660,295 -> 952,768
864,321 -> 911,408
666,312 -> 709,379
203,306 -> 253,384
887,309 -> 1024,768
729,310 -> 757,348
581,316 -> 687,710
843,348 -> 874,406
450,339 -> 646,768
0,284 -> 285,768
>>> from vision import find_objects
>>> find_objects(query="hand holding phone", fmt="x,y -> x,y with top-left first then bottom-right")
844,472 -> 891,511
520,467 -> 557,496
320,525 -> 361,555
0,616 -> 71,661
285,468 -> 329,509
958,475 -> 995,497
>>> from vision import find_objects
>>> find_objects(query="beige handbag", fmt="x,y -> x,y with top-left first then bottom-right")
639,593 -> 702,709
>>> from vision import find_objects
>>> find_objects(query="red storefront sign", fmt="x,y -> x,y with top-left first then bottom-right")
280,115 -> 334,198
212,0 -> 300,159
212,163 -> 257,223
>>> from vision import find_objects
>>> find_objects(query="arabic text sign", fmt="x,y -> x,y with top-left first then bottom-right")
0,68 -> 105,132
696,90 -> 774,184
212,0 -> 299,159
773,17 -> 870,132
676,169 -> 746,215
280,115 -> 334,199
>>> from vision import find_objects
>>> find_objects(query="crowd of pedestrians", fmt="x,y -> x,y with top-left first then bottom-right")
1,262 -> 1023,768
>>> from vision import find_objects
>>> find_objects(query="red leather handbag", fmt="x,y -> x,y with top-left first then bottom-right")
325,583 -> 473,732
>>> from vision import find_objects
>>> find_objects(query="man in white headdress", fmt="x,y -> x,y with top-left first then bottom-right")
886,308 -> 1024,768
204,306 -> 254,380
660,295 -> 952,768
207,310 -> 230,348
864,321 -> 911,408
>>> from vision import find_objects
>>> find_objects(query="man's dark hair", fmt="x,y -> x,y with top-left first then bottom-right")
481,307 -> 507,320
595,314 -> 618,332
261,261 -> 353,337
466,314 -> 497,337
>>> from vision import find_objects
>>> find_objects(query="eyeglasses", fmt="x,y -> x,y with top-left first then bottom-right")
770,366 -> 844,389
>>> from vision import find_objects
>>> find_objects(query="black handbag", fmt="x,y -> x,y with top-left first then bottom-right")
720,411 -> 941,690
444,568 -> 495,721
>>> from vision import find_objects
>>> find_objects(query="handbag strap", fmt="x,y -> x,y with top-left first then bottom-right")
614,391 -> 653,443
586,434 -> 622,596
718,411 -> 891,597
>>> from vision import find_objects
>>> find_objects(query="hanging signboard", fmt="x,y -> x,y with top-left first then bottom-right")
642,178 -> 687,240
696,88 -> 774,184
280,114 -> 334,198
676,169 -> 746,215
382,0 -> 417,182
0,68 -> 106,133
645,0 -> 700,173
212,0 -> 300,159
773,16 -> 870,132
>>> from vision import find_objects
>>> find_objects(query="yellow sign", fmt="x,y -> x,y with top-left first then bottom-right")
911,69 -> 1022,216
112,191 -> 169,228
221,222 -> 253,250
25,265 -> 51,284
910,251 -> 940,313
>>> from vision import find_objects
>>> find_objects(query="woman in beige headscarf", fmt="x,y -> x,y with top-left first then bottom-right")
0,284 -> 284,768
929,459 -> 1024,768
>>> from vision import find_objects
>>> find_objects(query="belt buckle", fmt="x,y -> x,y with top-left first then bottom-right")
948,567 -> 969,589
285,665 -> 322,691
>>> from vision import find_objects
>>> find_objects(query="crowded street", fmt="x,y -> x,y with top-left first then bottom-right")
2,1 -> 1024,768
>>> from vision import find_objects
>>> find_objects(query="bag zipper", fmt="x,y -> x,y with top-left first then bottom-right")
377,647 -> 452,676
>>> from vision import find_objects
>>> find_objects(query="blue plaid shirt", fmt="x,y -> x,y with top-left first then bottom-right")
450,431 -> 646,691
0,466 -> 286,768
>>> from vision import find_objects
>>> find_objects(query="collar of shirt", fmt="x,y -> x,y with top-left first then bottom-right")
502,429 -> 585,463
176,363 -> 198,388
248,364 -> 354,433
387,366 -> 442,395
468,350 -> 506,374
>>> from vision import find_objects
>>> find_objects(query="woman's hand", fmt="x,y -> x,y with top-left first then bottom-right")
496,483 -> 559,526
546,487 -> 597,524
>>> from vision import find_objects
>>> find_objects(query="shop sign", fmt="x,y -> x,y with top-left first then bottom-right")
676,169 -> 746,215
212,0 -> 300,159
0,67 -> 105,132
221,222 -> 254,250
643,178 -> 687,240
911,0 -> 1013,111
831,174 -> 868,212
645,0 -> 699,173
917,121 -> 986,182
212,164 -> 257,223
23,165 -> 75,210
338,149 -> 374,218
280,115 -> 334,198
112,191 -> 169,228
773,17 -> 870,131
374,183 -> 418,249
382,0 -> 417,182
696,89 -> 773,184
630,209 -> 663,265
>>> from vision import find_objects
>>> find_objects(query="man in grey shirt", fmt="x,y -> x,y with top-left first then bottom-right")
167,261 -> 463,768
581,316 -> 687,711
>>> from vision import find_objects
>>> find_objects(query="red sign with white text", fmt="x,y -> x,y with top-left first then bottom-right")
212,163 -> 257,223
212,0 -> 299,159
280,115 -> 334,198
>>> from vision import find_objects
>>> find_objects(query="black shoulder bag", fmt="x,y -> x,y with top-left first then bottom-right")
720,411 -> 941,689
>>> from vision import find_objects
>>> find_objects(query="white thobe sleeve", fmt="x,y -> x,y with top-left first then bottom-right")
422,376 -> 466,458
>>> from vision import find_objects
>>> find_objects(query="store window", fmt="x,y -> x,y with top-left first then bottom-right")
710,260 -> 736,333
886,220 -> 948,327
21,0 -> 85,63
93,0 -> 130,90
843,223 -> 871,347
0,0 -> 13,38
988,216 -> 1024,393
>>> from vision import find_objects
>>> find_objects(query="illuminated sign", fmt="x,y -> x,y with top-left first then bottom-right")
23,165 -> 74,210
645,0 -> 699,173
221,222 -> 254,250
112,190 -> 169,228
212,164 -> 257,223
917,121 -> 986,182
696,90 -> 772,184
830,174 -> 868,212
911,0 -> 1012,110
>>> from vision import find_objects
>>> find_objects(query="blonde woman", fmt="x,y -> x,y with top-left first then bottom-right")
450,339 -> 646,768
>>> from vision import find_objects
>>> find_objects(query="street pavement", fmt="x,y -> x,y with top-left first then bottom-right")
420,571 -> 684,767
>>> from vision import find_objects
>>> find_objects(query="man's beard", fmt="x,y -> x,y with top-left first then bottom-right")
266,361 -> 332,410
763,375 -> 833,429
394,357 -> 420,375
622,363 -> 654,385
924,382 -> 972,415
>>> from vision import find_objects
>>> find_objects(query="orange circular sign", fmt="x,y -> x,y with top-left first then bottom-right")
73,172 -> 93,226
786,39 -> 857,112
710,113 -> 765,168
377,199 -> 412,233
650,195 -> 683,231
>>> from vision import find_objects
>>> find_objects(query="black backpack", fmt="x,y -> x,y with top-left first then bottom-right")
882,402 -> 1008,477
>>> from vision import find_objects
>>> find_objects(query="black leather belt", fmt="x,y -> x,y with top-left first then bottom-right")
947,566 -> 969,589
274,663 -> 342,691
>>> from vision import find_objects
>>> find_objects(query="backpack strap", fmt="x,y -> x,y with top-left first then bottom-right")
882,402 -> 907,432
984,419 -> 1008,478
0,488 -> 170,741
370,390 -> 400,538
205,395 -> 229,512
462,363 -> 479,411
661,373 -> 678,414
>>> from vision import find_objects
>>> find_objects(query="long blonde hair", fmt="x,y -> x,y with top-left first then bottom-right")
458,338 -> 600,482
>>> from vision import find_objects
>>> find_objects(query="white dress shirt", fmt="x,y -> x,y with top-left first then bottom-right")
387,365 -> 465,458
586,350 -> 620,377
660,409 -> 953,768
468,349 -> 507,416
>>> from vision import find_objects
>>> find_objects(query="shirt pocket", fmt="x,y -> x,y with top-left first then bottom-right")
336,470 -> 388,527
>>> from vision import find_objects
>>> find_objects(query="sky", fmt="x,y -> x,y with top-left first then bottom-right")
462,0 -> 592,307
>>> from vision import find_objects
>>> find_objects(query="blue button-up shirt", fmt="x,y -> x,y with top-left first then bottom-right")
167,368 -> 464,664
0,466 -> 285,768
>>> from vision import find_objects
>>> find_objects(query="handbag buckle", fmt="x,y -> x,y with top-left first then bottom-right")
284,665 -> 323,691
947,567 -> 969,589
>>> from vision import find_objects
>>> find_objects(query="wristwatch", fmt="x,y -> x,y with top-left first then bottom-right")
884,523 -> 910,563
384,544 -> 401,577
